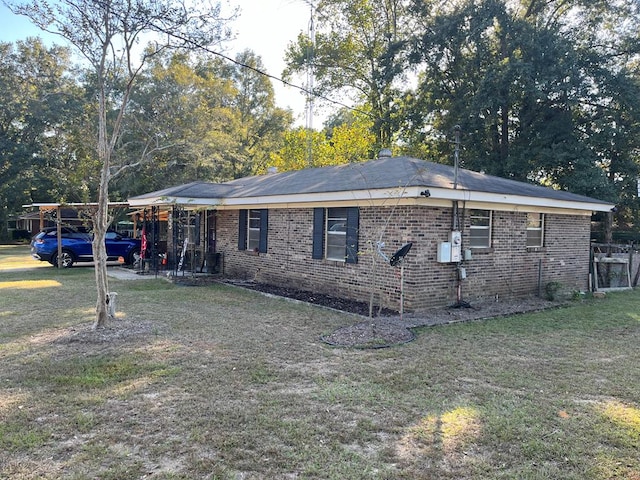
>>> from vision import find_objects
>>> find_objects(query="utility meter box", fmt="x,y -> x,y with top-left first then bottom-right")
450,231 -> 462,262
437,242 -> 452,263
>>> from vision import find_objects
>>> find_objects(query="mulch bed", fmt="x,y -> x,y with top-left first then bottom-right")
222,279 -> 397,317
220,279 -> 563,349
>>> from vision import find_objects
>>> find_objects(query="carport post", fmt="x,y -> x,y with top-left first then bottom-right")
56,206 -> 62,268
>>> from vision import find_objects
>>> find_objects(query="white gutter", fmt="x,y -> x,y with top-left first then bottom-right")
127,186 -> 614,213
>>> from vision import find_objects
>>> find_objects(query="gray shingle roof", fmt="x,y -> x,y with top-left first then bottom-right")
131,181 -> 235,200
129,156 -> 612,206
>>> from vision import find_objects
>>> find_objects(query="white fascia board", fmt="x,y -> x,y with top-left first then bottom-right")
216,186 -> 613,213
26,202 -> 130,207
218,187 -> 425,208
129,186 -> 613,213
127,196 -> 222,208
437,189 -> 614,212
127,197 -> 163,207
23,203 -> 60,207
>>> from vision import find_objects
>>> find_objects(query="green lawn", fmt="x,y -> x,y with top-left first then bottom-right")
0,244 -> 49,272
1,245 -> 639,479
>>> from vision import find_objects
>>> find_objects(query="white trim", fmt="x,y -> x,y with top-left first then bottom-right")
247,209 -> 261,251
127,186 -> 614,214
127,197 -> 220,208
526,213 -> 545,248
24,202 -> 130,209
325,207 -> 348,262
469,209 -> 492,248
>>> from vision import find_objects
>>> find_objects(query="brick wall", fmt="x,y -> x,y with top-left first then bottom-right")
216,205 -> 591,312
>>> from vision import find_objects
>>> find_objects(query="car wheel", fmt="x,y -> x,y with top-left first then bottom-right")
51,250 -> 75,268
127,248 -> 141,266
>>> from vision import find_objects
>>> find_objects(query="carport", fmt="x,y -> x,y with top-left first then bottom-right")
23,202 -> 130,268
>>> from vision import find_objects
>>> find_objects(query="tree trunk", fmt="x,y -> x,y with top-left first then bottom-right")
604,210 -> 613,244
92,219 -> 110,328
92,191 -> 110,328
93,86 -> 111,329
0,205 -> 9,242
369,248 -> 378,318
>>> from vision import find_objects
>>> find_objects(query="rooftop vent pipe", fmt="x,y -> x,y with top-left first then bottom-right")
378,148 -> 392,158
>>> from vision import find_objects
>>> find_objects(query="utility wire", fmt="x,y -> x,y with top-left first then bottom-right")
21,0 -> 372,121
149,19 -> 373,121
196,42 -> 371,120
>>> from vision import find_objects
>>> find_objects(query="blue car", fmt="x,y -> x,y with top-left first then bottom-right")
31,226 -> 141,268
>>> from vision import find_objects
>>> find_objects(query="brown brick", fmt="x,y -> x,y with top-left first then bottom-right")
216,207 -> 590,312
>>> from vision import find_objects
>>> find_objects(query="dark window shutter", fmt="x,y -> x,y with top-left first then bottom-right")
345,207 -> 359,264
312,208 -> 325,259
258,209 -> 268,253
238,209 -> 247,250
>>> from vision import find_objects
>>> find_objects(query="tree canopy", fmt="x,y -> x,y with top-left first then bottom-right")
0,38 -> 88,238
2,0 -> 640,242
283,0 -> 640,232
283,0 -> 414,149
6,0 -> 238,327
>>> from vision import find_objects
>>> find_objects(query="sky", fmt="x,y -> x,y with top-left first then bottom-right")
0,0 -> 316,124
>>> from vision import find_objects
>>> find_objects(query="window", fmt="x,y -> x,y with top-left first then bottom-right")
526,213 -> 544,247
238,209 -> 268,253
312,207 -> 359,263
247,209 -> 261,251
469,209 -> 491,248
326,208 -> 348,261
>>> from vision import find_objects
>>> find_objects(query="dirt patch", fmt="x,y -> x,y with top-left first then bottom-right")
54,319 -> 163,345
322,320 -> 416,348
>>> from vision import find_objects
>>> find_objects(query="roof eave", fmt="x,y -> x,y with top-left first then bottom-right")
128,186 -> 613,213
437,189 -> 614,212
127,196 -> 222,208
217,187 -> 613,213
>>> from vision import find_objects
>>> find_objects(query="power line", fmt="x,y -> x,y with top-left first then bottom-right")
16,0 -> 371,122
200,42 -> 370,120
149,18 -> 372,122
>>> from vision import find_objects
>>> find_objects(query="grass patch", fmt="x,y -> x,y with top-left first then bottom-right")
0,420 -> 51,452
43,354 -> 178,390
0,245 -> 49,271
1,246 -> 640,479
0,279 -> 62,290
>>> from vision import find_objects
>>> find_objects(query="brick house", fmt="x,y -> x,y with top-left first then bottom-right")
128,153 -> 614,312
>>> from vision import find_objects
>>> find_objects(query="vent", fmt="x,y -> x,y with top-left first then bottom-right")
378,148 -> 392,158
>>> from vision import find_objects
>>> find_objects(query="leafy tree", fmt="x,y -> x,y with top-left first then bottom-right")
269,111 -> 376,172
324,109 -> 377,163
269,127 -> 329,172
228,50 -> 292,178
283,0 -> 413,148
0,38 -> 86,240
112,49 -> 292,199
7,0 -> 235,328
406,0 -> 639,208
112,51 -> 238,197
